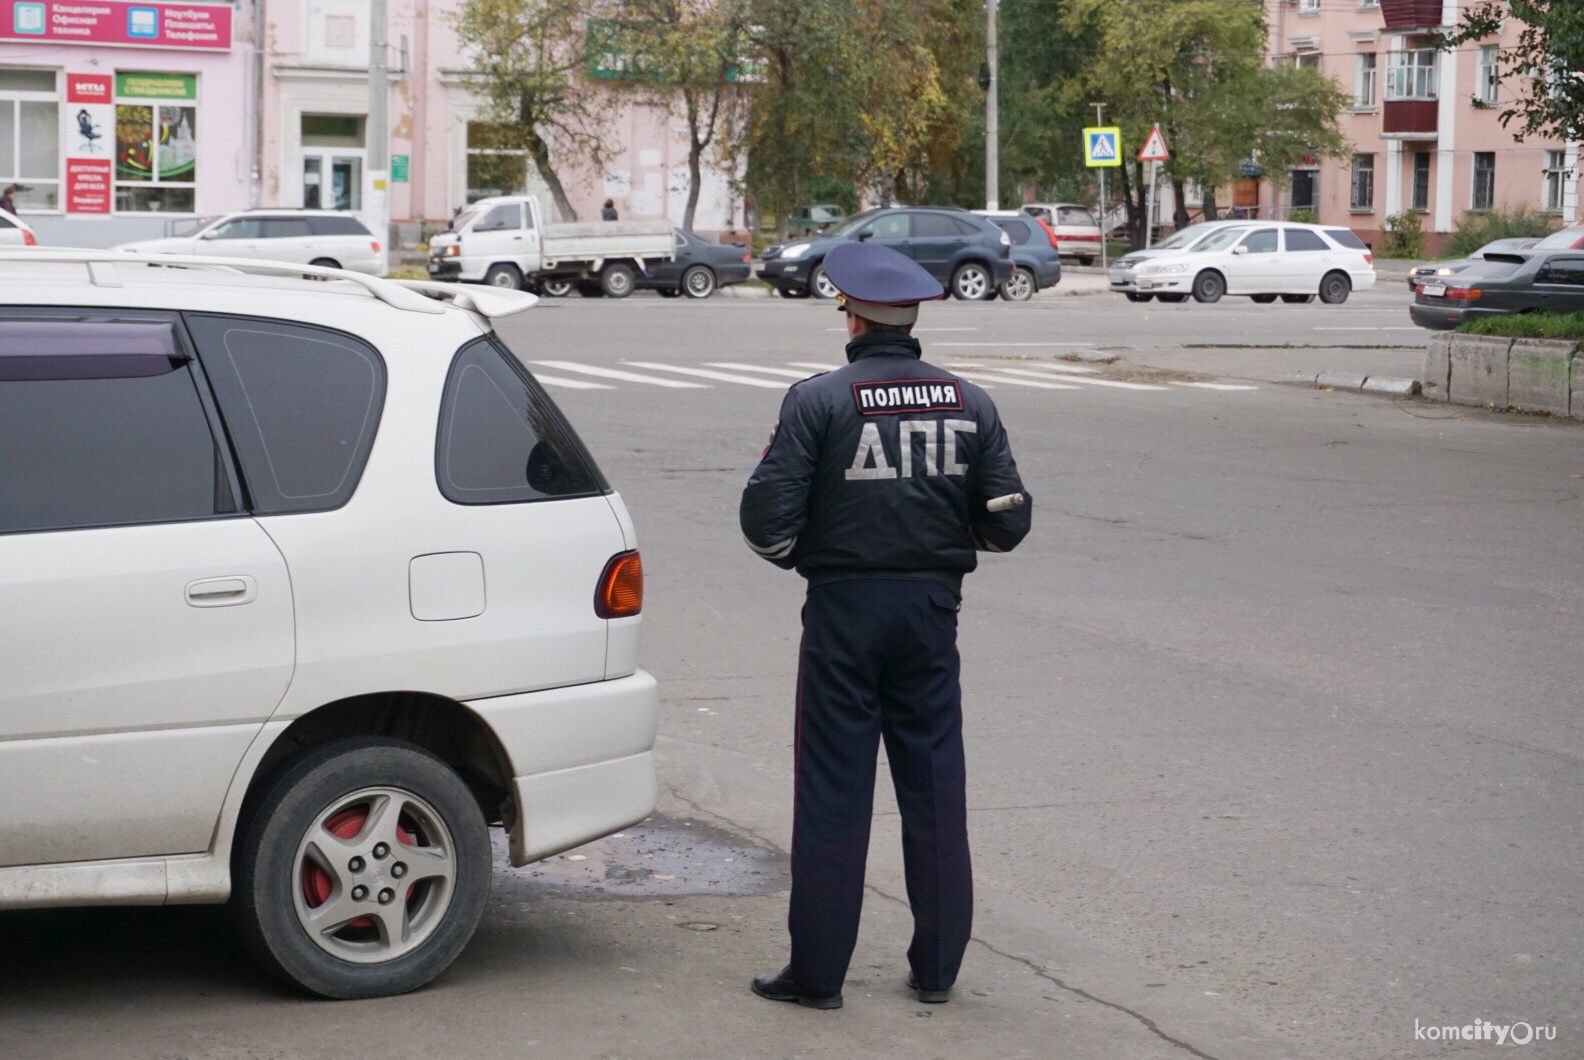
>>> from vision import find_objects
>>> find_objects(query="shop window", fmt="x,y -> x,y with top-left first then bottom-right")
0,68 -> 60,210
113,73 -> 197,214
466,122 -> 528,203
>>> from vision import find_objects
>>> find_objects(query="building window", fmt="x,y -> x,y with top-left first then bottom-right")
0,68 -> 60,210
1355,53 -> 1377,108
466,123 -> 529,203
113,73 -> 197,214
1412,152 -> 1430,212
1386,48 -> 1439,101
1294,51 -> 1321,70
1299,0 -> 1321,12
1472,152 -> 1495,210
1476,45 -> 1499,104
1350,154 -> 1375,211
1290,168 -> 1318,213
1543,150 -> 1567,213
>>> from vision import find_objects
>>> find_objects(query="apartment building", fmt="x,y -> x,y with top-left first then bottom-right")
1264,0 -> 1579,252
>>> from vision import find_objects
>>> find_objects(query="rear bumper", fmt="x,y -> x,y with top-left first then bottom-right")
466,670 -> 659,865
1408,303 -> 1470,330
427,256 -> 463,280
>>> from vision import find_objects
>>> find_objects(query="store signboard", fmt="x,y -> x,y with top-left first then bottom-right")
64,72 -> 114,213
117,72 -> 197,98
1,1 -> 232,51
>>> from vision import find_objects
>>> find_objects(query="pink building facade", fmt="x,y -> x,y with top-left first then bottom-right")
1262,0 -> 1578,253
259,0 -> 742,245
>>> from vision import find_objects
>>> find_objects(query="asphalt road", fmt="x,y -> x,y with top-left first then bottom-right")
2,284 -> 1577,1060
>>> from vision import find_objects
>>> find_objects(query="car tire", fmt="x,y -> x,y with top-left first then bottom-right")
600,263 -> 636,298
1191,270 -> 1226,304
998,267 -> 1036,302
1280,293 -> 1315,304
951,262 -> 994,301
1250,294 -> 1278,303
231,737 -> 491,1000
781,285 -> 811,299
310,257 -> 343,271
1319,271 -> 1352,305
540,279 -> 573,298
656,288 -> 680,298
483,264 -> 523,290
810,264 -> 838,300
682,265 -> 717,299
1124,292 -> 1154,303
1155,293 -> 1188,303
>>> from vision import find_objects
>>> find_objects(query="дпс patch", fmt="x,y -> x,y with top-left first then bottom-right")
852,378 -> 964,416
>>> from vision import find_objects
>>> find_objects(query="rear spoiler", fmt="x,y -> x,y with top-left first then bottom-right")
389,280 -> 538,319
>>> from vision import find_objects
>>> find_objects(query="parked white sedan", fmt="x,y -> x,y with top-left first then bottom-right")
0,206 -> 36,246
1133,222 -> 1375,305
117,210 -> 385,275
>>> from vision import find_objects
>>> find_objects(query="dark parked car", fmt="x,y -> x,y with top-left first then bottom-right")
642,229 -> 753,298
759,207 -> 1014,301
786,203 -> 847,237
1409,249 -> 1584,330
974,211 -> 1062,301
1406,237 -> 1542,289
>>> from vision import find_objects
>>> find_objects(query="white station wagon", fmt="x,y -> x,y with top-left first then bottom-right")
1132,221 -> 1376,305
0,251 -> 657,998
117,210 -> 387,276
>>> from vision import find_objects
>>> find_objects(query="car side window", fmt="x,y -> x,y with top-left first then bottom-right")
0,318 -> 236,535
1285,229 -> 1328,252
1536,257 -> 1584,286
1242,229 -> 1278,254
185,315 -> 385,514
436,338 -> 606,504
473,205 -> 521,232
262,219 -> 313,239
997,219 -> 1033,244
307,215 -> 374,236
913,214 -> 958,239
865,214 -> 910,240
210,218 -> 263,240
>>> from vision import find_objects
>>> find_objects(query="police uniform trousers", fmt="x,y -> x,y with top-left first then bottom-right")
788,577 -> 973,998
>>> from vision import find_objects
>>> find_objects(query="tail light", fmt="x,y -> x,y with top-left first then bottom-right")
1444,287 -> 1482,301
22,230 -> 35,246
742,249 -> 751,262
372,241 -> 381,253
595,550 -> 643,618
1035,218 -> 1059,249
1364,252 -> 1373,264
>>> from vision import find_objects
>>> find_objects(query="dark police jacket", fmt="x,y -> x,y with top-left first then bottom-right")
739,332 -> 1032,596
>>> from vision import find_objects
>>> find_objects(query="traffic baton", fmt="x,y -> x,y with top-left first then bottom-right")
986,493 -> 1025,513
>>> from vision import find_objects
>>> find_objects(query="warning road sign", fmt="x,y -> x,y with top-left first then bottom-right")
1084,127 -> 1121,168
1138,123 -> 1169,162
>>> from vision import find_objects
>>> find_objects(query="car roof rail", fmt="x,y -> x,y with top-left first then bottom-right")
0,249 -> 446,315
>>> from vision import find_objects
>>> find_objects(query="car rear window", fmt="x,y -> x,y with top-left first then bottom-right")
1057,207 -> 1096,227
1324,228 -> 1367,249
436,338 -> 606,504
0,318 -> 236,534
993,218 -> 1034,244
185,315 -> 385,514
1461,258 -> 1523,279
1285,229 -> 1328,251
308,215 -> 374,236
0,214 -> 13,229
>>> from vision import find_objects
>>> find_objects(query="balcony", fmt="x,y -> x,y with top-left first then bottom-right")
1383,99 -> 1439,137
1380,0 -> 1444,32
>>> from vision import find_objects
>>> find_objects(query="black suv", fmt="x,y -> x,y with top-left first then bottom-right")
759,207 -> 1015,301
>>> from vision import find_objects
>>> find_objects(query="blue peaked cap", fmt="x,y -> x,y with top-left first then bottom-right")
824,240 -> 946,307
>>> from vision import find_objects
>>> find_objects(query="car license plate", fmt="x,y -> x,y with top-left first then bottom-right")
1422,283 -> 1446,297
1137,279 -> 1154,290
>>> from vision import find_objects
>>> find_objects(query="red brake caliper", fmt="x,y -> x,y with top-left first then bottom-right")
301,807 -> 417,929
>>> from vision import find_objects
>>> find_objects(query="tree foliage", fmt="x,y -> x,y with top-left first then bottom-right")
1441,1 -> 1584,144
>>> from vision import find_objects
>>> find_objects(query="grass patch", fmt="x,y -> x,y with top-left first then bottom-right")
1458,312 -> 1584,340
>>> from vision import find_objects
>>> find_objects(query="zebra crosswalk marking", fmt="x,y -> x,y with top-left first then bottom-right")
706,363 -> 819,380
961,365 -> 1166,391
532,374 -> 614,390
787,361 -> 841,372
529,360 -> 708,388
1172,381 -> 1259,391
951,369 -> 1079,391
624,361 -> 787,388
989,360 -> 1098,375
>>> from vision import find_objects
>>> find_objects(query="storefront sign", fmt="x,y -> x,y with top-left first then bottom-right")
116,72 -> 197,99
391,154 -> 409,183
1,1 -> 232,52
62,72 -> 115,214
65,159 -> 112,212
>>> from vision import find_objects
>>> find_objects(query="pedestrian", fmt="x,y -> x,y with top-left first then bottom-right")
739,241 -> 1033,1010
601,198 -> 618,221
0,186 -> 16,214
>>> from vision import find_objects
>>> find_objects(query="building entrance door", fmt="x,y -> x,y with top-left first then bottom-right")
303,151 -> 363,211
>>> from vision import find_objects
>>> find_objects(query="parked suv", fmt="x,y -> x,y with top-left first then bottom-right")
759,207 -> 1014,301
973,210 -> 1062,300
0,251 -> 658,999
117,210 -> 384,274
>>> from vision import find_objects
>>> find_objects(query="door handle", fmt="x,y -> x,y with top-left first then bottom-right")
186,576 -> 258,607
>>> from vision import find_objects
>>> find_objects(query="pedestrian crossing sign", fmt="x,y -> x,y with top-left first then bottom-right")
1084,127 -> 1121,168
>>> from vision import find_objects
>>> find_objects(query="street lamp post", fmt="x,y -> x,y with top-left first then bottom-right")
368,0 -> 390,269
985,0 -> 999,212
1093,102 -> 1107,270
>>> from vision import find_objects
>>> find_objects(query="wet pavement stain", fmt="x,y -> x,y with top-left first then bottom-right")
491,815 -> 789,901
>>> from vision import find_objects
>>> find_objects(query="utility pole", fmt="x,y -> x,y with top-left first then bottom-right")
368,0 -> 390,268
1093,101 -> 1107,270
985,0 -> 999,211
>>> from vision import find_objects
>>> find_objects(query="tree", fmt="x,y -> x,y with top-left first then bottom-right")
452,0 -> 610,221
1440,1 -> 1584,144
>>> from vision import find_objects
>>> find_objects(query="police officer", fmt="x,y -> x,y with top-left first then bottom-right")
740,240 -> 1032,1009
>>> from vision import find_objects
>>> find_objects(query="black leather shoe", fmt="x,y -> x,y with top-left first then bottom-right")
907,971 -> 951,1003
751,967 -> 843,1009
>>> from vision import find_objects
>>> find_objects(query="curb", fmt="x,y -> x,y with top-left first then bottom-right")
1283,371 -> 1421,397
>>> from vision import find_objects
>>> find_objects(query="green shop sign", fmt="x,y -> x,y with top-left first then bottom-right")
116,73 -> 198,100
391,155 -> 410,183
585,19 -> 765,83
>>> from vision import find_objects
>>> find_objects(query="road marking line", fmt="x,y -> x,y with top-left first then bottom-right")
951,369 -> 1079,390
1171,381 -> 1259,391
968,366 -> 1167,391
788,361 -> 841,372
530,360 -> 709,388
707,362 -> 818,379
624,361 -> 787,388
1312,326 -> 1422,331
934,341 -> 1095,347
826,327 -> 979,333
978,360 -> 1099,375
531,374 -> 614,390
